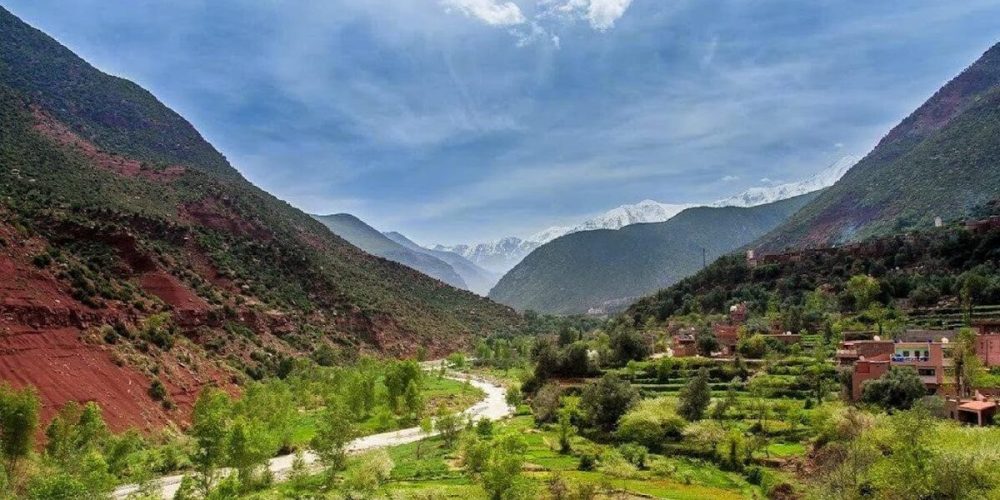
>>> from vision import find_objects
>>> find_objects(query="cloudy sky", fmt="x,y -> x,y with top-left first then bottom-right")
5,1 -> 1000,244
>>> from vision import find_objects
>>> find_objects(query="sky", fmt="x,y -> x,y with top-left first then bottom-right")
5,1 -> 1000,245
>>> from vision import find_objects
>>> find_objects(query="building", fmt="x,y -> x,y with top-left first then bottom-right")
975,321 -> 1000,367
945,395 -> 998,426
847,340 -> 951,401
671,334 -> 697,357
713,325 -> 740,356
836,339 -> 894,367
966,216 -> 1000,233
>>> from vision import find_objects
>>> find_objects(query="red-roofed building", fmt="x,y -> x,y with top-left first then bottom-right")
976,321 -> 1000,367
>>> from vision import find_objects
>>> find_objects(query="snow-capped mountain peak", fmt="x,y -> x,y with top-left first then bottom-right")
572,200 -> 696,233
712,155 -> 860,208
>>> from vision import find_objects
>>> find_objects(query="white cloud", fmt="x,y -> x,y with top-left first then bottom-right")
721,175 -> 739,182
442,0 -> 526,26
547,0 -> 633,31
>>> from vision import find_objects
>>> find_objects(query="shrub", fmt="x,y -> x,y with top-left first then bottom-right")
148,380 -> 167,401
618,443 -> 648,469
616,398 -> 686,449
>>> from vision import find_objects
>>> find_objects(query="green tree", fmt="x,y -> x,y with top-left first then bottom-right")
610,330 -> 651,366
311,401 -> 356,478
952,327 -> 981,398
384,360 -> 422,414
417,416 -> 433,459
847,275 -> 881,311
435,411 -> 462,448
478,431 -> 533,500
190,388 -> 232,494
959,272 -> 989,322
579,374 -> 639,433
0,383 -> 40,486
556,410 -> 575,454
861,366 -> 927,411
695,331 -> 719,356
227,417 -> 273,491
677,368 -> 712,421
403,380 -> 424,420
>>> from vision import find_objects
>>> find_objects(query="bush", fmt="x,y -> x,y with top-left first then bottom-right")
148,380 -> 167,401
616,398 -> 686,449
618,443 -> 648,469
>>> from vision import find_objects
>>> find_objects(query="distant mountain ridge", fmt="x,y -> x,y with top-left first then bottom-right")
440,155 -> 857,273
311,214 -> 468,290
488,192 -> 820,315
754,42 -> 1000,250
384,232 -> 499,296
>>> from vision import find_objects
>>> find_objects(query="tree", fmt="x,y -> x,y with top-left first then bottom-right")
610,330 -> 651,366
556,410 -> 575,454
227,417 -> 273,491
435,411 -> 462,448
677,368 -> 712,421
505,384 -> 523,408
847,275 -> 881,311
45,401 -> 108,469
310,401 -> 356,479
384,360 -> 422,414
0,384 -> 39,487
579,374 -> 639,433
530,382 -> 563,424
478,431 -> 533,500
861,366 -> 927,411
190,388 -> 232,494
695,331 -> 719,356
403,380 -> 424,420
417,416 -> 433,459
959,272 -> 988,321
952,328 -> 981,398
736,334 -> 768,359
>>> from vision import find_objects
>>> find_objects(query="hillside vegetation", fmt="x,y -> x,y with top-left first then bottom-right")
0,6 -> 519,430
626,216 -> 1000,327
490,193 -> 818,315
755,42 -> 1000,251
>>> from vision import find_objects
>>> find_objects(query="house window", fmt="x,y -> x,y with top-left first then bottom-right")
918,368 -> 935,376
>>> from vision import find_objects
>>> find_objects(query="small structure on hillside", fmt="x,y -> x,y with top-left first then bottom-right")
975,321 -> 1000,367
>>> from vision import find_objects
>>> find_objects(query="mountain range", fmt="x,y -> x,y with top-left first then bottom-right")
0,6 -> 518,430
755,42 -> 1000,251
438,155 -> 859,274
499,41 -> 1000,316
489,193 -> 820,315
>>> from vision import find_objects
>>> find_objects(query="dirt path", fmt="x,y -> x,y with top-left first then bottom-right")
112,373 -> 510,499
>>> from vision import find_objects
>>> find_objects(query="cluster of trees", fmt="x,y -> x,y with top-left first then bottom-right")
627,223 -> 1000,327
0,357 -> 439,498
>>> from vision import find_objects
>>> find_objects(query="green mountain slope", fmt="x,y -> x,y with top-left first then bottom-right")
384,231 -> 499,296
755,42 -> 1000,251
0,8 -> 237,179
0,5 -> 518,374
312,214 -> 468,290
489,193 -> 819,315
